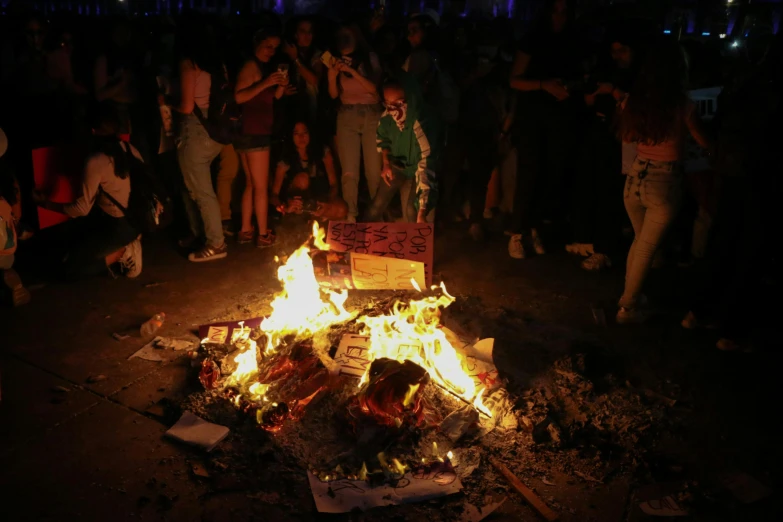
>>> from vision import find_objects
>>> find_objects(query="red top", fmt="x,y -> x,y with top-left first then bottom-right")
242,80 -> 275,136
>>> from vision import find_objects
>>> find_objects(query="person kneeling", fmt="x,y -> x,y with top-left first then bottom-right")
366,74 -> 442,224
271,121 -> 347,222
34,106 -> 143,280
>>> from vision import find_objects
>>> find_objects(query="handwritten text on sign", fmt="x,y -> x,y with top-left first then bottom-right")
331,334 -> 372,377
351,253 -> 425,290
326,222 -> 434,285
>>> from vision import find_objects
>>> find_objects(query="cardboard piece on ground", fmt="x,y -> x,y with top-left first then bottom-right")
128,337 -> 166,362
308,469 -> 462,513
33,145 -> 85,229
719,471 -> 771,504
326,222 -> 434,285
461,496 -> 507,522
313,250 -> 425,291
330,334 -> 372,377
442,327 -> 500,392
198,317 -> 264,345
156,337 -> 196,351
165,411 -> 229,452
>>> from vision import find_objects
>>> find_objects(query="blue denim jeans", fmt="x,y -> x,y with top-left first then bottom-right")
620,157 -> 682,309
336,104 -> 383,219
176,114 -> 225,247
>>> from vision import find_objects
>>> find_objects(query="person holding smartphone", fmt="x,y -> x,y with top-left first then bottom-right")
327,23 -> 383,222
234,26 -> 288,248
282,17 -> 324,127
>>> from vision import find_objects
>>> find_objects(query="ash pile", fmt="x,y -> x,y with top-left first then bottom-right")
170,292 -> 681,519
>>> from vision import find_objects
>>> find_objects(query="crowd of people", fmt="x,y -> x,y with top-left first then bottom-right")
0,0 -> 781,351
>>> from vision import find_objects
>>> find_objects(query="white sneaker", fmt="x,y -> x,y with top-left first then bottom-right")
119,238 -> 143,278
530,228 -> 546,255
581,253 -> 612,271
508,234 -> 526,259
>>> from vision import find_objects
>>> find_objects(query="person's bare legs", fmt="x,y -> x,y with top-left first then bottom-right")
239,152 -> 254,234
246,149 -> 271,235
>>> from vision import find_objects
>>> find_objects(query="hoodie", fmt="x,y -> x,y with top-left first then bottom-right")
376,72 -> 443,214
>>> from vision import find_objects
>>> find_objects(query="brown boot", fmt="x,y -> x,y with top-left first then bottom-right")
2,268 -> 31,307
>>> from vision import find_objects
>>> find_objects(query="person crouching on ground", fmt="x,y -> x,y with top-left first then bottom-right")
33,105 -> 143,280
366,73 -> 442,223
1,127 -> 31,306
271,121 -> 347,222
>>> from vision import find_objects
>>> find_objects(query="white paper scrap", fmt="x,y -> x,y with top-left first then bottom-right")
308,469 -> 462,513
165,411 -> 229,452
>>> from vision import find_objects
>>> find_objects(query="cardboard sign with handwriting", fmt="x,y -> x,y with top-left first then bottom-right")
312,251 -> 425,291
326,222 -> 434,285
198,317 -> 264,344
331,334 -> 372,377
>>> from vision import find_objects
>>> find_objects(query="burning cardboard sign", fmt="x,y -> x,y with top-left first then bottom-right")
326,222 -> 434,285
312,251 -> 425,291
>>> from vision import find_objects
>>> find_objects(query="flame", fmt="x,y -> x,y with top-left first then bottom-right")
220,222 -> 495,423
357,283 -> 491,416
259,222 -> 354,352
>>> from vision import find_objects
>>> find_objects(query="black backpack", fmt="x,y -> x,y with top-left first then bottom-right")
193,66 -> 242,145
101,144 -> 173,235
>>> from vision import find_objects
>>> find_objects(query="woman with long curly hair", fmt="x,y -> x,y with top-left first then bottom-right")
615,37 -> 712,324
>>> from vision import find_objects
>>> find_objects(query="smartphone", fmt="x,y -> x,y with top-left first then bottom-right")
277,63 -> 289,81
320,50 -> 337,68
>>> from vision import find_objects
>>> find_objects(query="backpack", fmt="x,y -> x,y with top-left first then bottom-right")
193,66 -> 242,145
101,144 -> 173,235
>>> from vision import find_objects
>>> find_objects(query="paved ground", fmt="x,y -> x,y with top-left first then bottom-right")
1,225 -> 779,521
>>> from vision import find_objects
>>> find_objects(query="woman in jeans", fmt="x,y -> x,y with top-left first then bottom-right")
174,15 -> 229,262
616,38 -> 711,323
234,27 -> 287,248
327,24 -> 382,222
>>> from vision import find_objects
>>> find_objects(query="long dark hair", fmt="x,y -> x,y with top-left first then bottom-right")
174,10 -> 221,73
335,23 -> 372,75
619,37 -> 690,145
88,103 -> 131,180
282,121 -> 326,172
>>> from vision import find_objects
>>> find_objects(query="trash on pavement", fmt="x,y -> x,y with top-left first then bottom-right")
165,411 -> 229,452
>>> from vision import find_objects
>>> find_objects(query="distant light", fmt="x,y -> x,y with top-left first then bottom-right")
236,11 -> 240,14
731,40 -> 740,48
728,0 -> 733,4
663,30 -> 671,34
702,32 -> 711,36
719,33 -> 726,39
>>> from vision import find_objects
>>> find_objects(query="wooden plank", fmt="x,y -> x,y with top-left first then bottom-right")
489,457 -> 559,521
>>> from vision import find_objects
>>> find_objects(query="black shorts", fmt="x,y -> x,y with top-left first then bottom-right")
234,134 -> 271,153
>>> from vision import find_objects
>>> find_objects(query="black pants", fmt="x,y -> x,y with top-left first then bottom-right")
511,102 -> 575,233
570,118 -> 626,255
63,212 -> 138,281
462,131 -> 497,224
692,176 -> 765,339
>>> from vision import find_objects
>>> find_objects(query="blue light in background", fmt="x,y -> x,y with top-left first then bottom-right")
663,30 -> 671,34
702,32 -> 710,36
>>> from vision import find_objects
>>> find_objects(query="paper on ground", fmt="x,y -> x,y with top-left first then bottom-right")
165,411 -> 229,452
308,469 -> 462,513
156,337 -> 196,351
460,496 -> 507,522
128,337 -> 166,362
638,495 -> 689,517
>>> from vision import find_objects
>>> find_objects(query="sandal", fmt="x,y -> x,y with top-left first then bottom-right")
188,242 -> 228,262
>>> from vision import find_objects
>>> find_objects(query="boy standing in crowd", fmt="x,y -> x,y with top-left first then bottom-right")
367,73 -> 443,224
